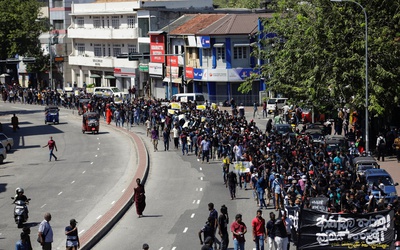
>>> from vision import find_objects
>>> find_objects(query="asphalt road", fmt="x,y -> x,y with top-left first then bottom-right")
95,114 -> 297,250
0,103 -> 136,250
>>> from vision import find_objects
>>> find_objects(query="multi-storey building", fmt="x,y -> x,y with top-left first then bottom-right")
67,0 -> 213,95
150,13 -> 271,103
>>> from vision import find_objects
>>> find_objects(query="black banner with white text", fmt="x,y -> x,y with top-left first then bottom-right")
297,208 -> 394,249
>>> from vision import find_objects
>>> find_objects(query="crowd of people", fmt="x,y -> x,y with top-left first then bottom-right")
3,84 -> 400,249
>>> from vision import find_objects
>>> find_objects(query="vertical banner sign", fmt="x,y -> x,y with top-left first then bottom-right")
285,206 -> 300,244
150,34 -> 165,63
298,209 -> 394,250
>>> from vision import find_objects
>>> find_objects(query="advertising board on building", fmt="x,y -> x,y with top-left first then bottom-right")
150,34 -> 165,63
149,62 -> 163,76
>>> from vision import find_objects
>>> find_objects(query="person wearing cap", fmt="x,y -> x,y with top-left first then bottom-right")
65,219 -> 80,250
142,243 -> 149,250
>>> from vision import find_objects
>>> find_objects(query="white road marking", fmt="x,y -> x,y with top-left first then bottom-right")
183,227 -> 188,233
199,167 -> 202,171
172,247 -> 177,250
71,181 -> 75,184
200,188 -> 203,191
82,171 -> 86,174
200,177 -> 203,181
41,204 -> 46,208
111,201 -> 115,205
193,200 -> 196,204
122,189 -> 125,193
97,148 -> 100,150
90,162 -> 93,165
58,192 -> 63,196
79,230 -> 85,234
95,155 -> 98,157
97,138 -> 99,140
158,248 -> 163,250
196,200 -> 200,204
96,215 -> 102,220
191,213 -> 195,218
98,142 -> 100,144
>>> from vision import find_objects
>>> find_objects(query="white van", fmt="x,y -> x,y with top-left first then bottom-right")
267,98 -> 288,114
93,87 -> 126,103
171,93 -> 205,103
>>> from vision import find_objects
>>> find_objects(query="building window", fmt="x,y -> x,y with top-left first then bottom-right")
127,16 -> 136,28
77,43 -> 85,56
111,16 -> 120,29
128,44 -> 137,54
103,45 -> 106,57
94,44 -> 102,57
216,47 -> 225,60
93,17 -> 101,28
233,47 -> 248,59
108,47 -> 111,57
77,17 -> 84,28
138,18 -> 149,37
53,0 -> 63,7
53,20 -> 63,30
113,44 -> 121,57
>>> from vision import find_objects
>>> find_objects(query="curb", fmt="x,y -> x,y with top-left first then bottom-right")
75,115 -> 149,250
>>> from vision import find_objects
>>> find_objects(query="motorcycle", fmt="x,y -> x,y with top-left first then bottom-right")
11,197 -> 30,228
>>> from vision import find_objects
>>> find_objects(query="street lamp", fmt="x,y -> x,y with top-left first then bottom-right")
331,0 -> 369,153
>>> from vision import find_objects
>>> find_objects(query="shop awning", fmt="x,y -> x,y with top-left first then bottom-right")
104,75 -> 116,79
163,77 -> 182,84
90,74 -> 101,78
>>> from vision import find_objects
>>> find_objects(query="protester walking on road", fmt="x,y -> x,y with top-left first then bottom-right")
199,217 -> 215,246
252,209 -> 267,250
65,219 -> 80,250
231,214 -> 247,250
208,202 -> 221,249
142,243 -> 149,250
266,212 -> 277,250
227,171 -> 238,199
151,126 -> 159,152
163,127 -> 171,151
218,205 -> 229,250
43,136 -> 58,162
133,178 -> 146,218
273,210 -> 288,250
38,212 -> 53,250
11,113 -> 19,132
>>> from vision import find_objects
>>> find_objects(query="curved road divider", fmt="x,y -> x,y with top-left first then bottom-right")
76,115 -> 149,250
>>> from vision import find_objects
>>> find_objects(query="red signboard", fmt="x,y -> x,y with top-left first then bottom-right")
166,56 -> 178,67
185,67 -> 194,79
150,34 -> 165,63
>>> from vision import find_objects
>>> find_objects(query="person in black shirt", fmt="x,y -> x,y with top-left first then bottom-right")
218,205 -> 229,250
273,211 -> 288,250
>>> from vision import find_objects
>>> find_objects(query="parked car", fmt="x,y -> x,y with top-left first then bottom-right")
0,133 -> 14,152
353,156 -> 379,176
0,143 -> 7,164
364,169 -> 398,204
272,124 -> 293,135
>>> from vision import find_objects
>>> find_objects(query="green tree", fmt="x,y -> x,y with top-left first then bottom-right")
0,0 -> 47,78
241,0 -> 400,117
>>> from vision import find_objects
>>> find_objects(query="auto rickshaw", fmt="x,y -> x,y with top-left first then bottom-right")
78,98 -> 91,115
82,112 -> 100,134
45,106 -> 59,124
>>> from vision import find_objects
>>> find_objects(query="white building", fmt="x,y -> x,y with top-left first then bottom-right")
68,0 -> 213,95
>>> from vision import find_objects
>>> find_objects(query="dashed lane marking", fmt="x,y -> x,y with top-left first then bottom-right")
200,188 -> 203,191
41,204 -> 46,208
122,189 -> 125,193
95,155 -> 98,157
191,213 -> 195,218
82,171 -> 86,174
199,167 -> 202,171
79,230 -> 85,234
71,181 -> 75,184
97,148 -> 100,150
90,162 -> 93,165
196,200 -> 200,204
58,192 -> 63,196
183,227 -> 188,233
111,201 -> 115,205
96,215 -> 102,220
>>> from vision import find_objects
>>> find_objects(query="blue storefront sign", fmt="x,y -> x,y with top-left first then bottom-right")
201,36 -> 210,48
